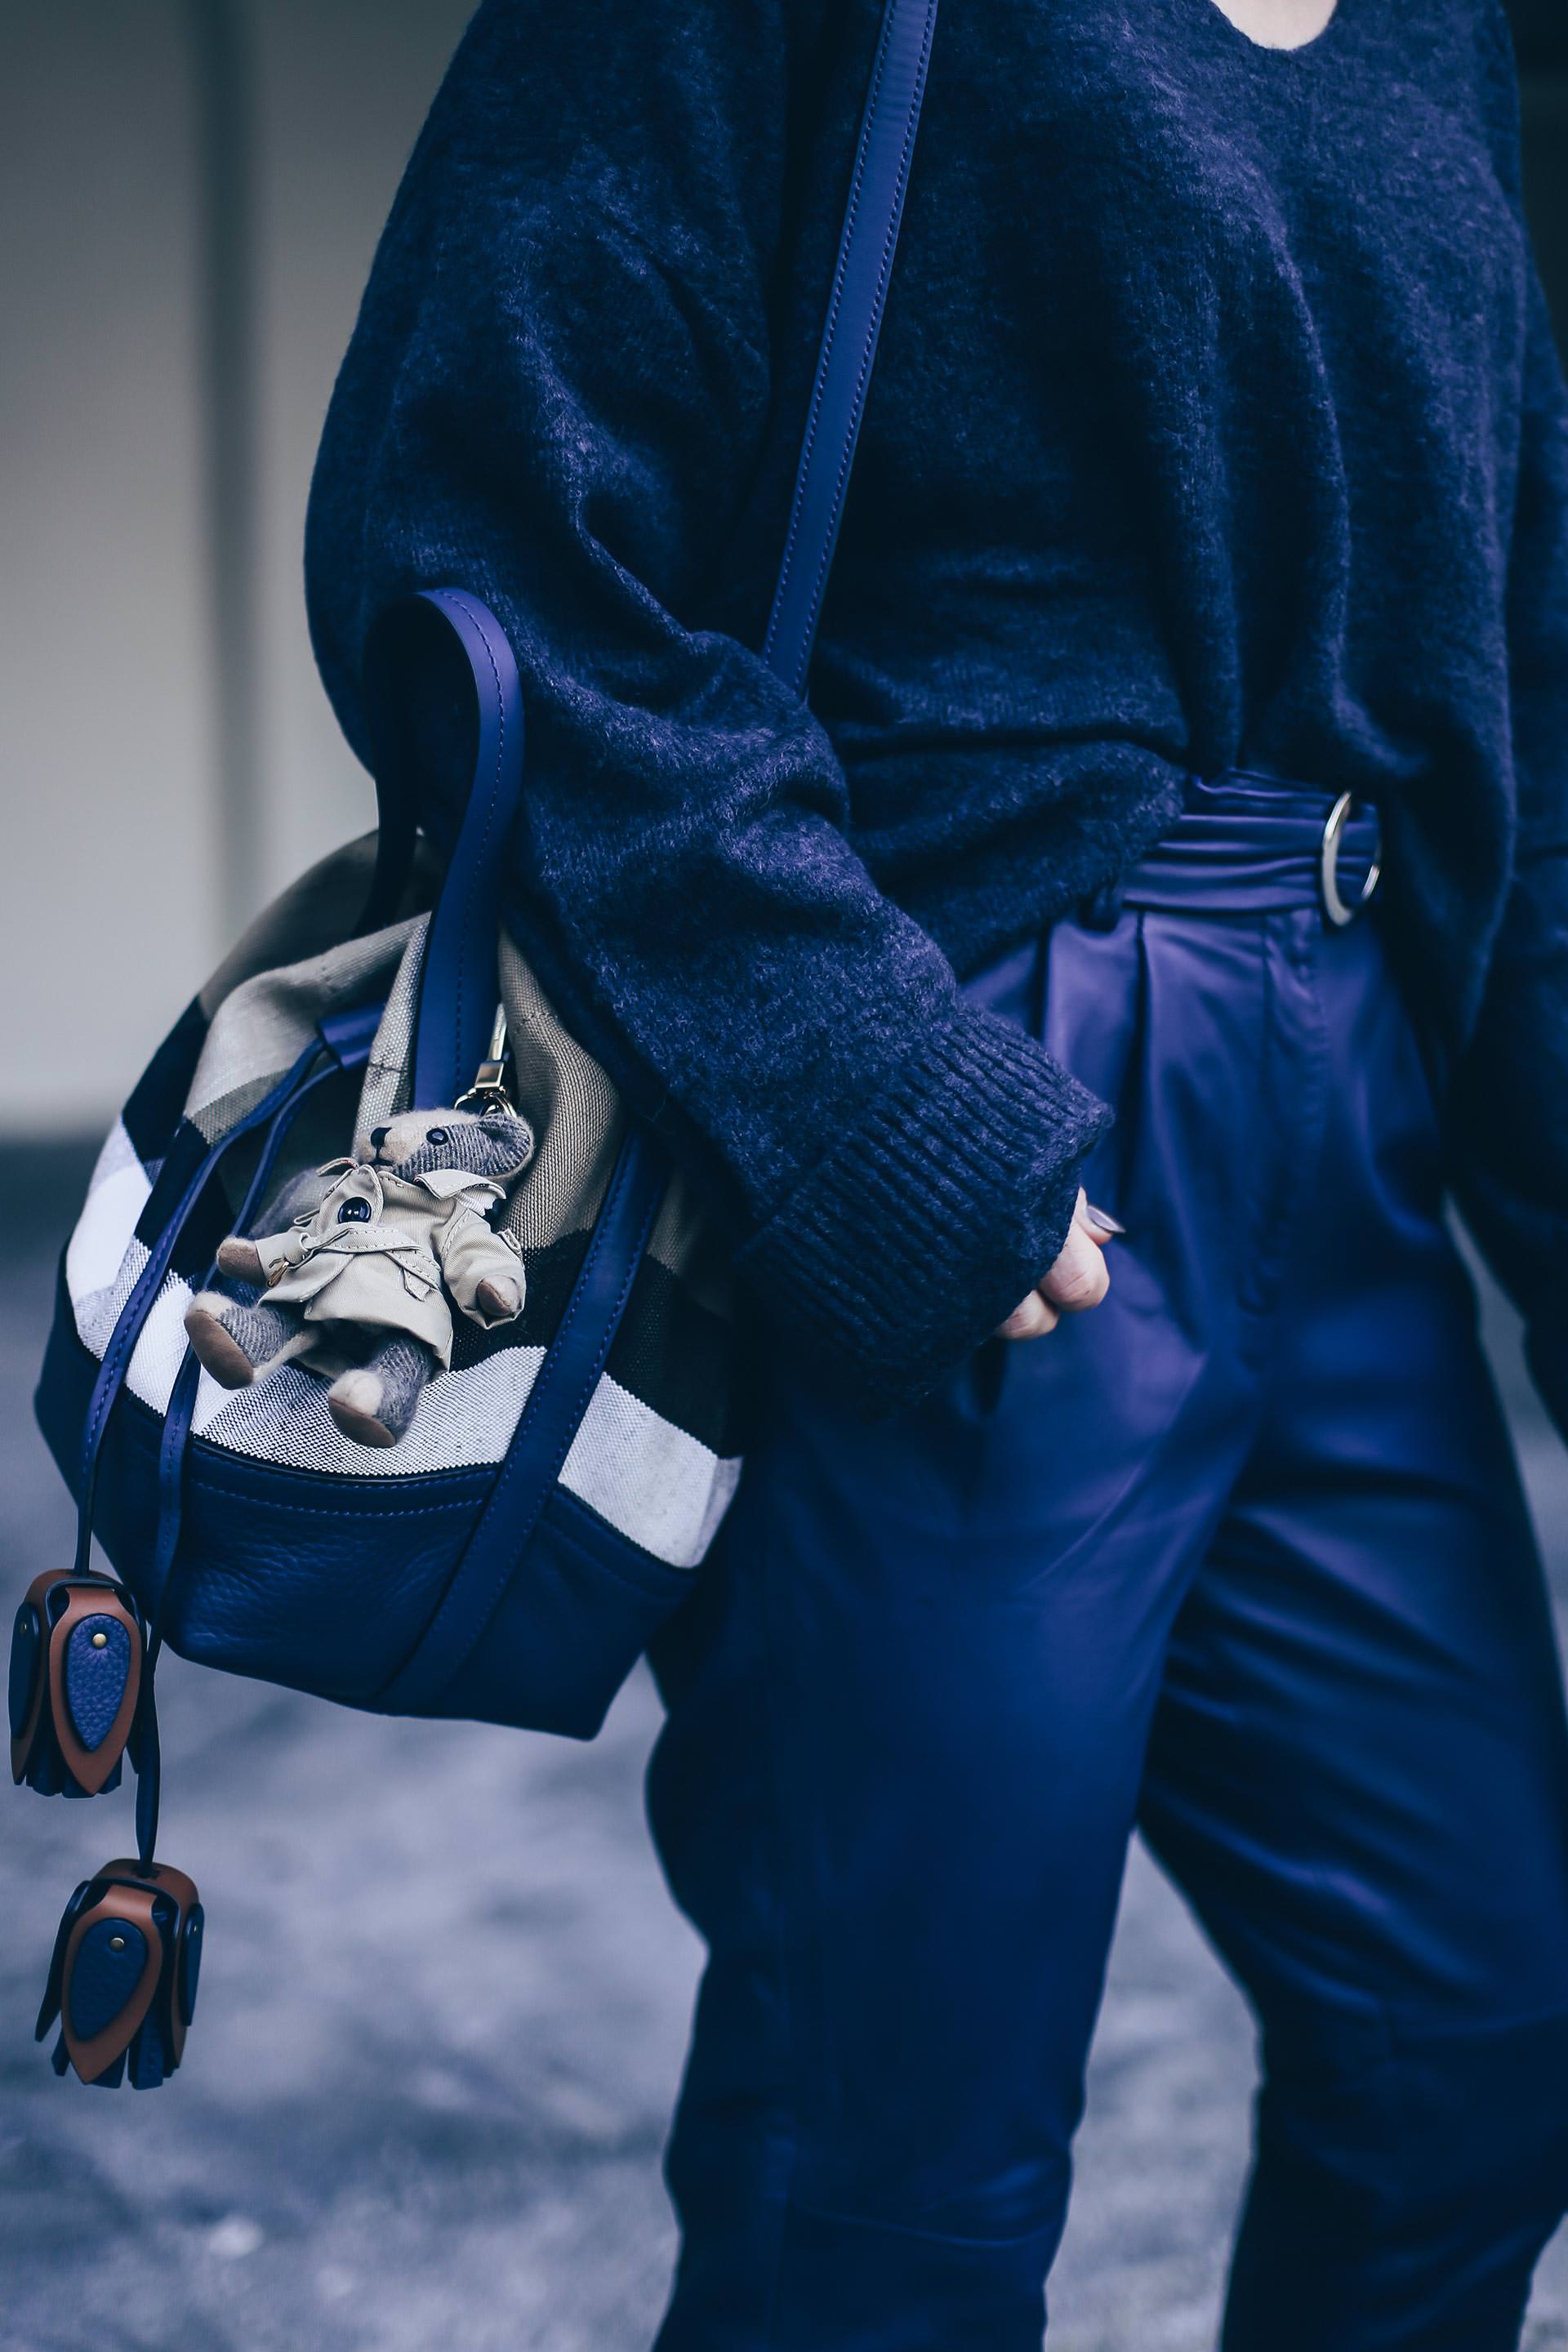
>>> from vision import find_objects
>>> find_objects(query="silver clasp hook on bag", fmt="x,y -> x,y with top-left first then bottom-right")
454,1004 -> 515,1115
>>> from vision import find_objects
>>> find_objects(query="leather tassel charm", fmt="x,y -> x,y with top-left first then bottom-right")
35,1859 -> 203,2090
9,1572 -> 144,1798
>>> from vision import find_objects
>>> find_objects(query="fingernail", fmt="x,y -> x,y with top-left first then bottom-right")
1084,1205 -> 1125,1238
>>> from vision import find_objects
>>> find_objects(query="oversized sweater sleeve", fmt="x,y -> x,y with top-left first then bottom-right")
305,0 -> 1110,1417
1452,258 -> 1568,1439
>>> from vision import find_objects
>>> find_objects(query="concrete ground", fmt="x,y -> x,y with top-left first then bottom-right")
3,1144 -> 1568,2352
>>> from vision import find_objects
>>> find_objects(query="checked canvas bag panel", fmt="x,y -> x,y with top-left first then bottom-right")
62,831 -> 742,1575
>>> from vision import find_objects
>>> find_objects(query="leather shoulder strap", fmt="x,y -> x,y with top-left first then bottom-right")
761,0 -> 939,697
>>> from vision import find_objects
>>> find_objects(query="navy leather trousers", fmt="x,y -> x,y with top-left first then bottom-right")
648,776 -> 1568,2350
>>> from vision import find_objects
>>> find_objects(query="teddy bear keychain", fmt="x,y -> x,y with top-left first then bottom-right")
184,1012 -> 536,1449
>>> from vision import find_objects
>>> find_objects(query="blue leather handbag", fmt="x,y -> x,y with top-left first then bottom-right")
20,0 -> 938,1953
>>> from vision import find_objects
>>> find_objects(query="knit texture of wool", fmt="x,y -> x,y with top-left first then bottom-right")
305,0 -> 1568,1419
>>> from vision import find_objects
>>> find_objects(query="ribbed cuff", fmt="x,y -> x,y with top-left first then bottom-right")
734,1002 -> 1113,1418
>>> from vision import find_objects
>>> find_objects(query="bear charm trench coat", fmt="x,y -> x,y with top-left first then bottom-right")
252,1159 -> 525,1373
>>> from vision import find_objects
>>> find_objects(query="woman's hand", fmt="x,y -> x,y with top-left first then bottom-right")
995,1192 -> 1120,1339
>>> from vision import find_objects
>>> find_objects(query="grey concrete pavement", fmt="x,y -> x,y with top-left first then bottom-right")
2,1145 -> 1566,2350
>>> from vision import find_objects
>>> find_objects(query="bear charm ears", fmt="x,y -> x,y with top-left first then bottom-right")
359,1106 -> 534,1185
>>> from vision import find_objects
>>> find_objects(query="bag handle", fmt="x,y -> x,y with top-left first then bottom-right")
362,587 -> 524,1107
362,0 -> 938,1103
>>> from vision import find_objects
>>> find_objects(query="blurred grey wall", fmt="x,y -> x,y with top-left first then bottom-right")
0,3 -> 1565,1136
0,2 -> 470,1136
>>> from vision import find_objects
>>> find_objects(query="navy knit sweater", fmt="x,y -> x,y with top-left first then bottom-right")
305,0 -> 1568,1420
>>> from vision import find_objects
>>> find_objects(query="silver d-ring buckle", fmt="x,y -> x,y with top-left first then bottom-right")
1320,791 -> 1382,929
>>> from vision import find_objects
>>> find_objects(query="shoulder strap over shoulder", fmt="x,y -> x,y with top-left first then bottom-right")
761,0 -> 939,697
